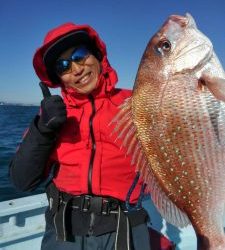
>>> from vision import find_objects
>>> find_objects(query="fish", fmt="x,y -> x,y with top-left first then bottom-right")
112,13 -> 225,250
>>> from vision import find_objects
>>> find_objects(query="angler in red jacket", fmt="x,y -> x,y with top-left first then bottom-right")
9,22 -> 151,250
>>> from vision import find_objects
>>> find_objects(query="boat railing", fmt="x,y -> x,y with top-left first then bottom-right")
0,193 -> 47,250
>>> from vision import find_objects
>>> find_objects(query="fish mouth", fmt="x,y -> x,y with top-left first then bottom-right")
168,13 -> 196,29
170,13 -> 213,74
168,15 -> 188,27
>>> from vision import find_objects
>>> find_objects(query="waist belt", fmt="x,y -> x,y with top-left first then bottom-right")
46,182 -> 149,249
60,192 -> 121,215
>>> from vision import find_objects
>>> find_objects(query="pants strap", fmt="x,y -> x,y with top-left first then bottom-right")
115,206 -> 132,250
53,197 -> 72,241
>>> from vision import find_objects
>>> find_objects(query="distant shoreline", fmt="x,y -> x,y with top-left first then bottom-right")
0,102 -> 39,107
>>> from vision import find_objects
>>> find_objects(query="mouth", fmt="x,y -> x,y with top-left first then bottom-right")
76,72 -> 92,85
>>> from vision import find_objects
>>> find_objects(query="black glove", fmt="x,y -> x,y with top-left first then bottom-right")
38,82 -> 67,133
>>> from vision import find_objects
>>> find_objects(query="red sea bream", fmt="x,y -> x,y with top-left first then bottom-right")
113,13 -> 225,250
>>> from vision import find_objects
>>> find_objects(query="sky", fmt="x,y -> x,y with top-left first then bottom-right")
0,0 -> 225,104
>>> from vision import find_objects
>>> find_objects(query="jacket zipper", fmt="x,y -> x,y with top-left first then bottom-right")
88,94 -> 96,194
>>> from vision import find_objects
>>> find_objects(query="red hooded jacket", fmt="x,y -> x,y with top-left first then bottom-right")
33,23 -> 143,203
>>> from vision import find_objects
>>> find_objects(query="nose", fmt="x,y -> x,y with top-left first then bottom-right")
70,61 -> 84,75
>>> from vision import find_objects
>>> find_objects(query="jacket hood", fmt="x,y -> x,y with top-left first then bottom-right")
33,22 -> 118,90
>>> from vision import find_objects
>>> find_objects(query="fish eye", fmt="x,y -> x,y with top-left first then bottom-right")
158,39 -> 171,52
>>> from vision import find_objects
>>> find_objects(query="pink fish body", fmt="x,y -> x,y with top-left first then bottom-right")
113,13 -> 225,250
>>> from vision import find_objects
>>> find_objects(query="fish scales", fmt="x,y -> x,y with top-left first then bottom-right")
113,13 -> 225,249
133,54 -> 225,248
134,77 -> 225,211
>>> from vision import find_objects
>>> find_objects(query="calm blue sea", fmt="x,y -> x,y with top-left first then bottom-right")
0,105 -> 44,202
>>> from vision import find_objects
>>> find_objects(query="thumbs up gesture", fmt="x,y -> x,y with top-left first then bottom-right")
38,82 -> 67,133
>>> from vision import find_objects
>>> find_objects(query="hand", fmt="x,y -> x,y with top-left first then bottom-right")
38,82 -> 67,133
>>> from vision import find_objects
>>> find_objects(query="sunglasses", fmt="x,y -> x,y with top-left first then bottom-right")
55,46 -> 90,75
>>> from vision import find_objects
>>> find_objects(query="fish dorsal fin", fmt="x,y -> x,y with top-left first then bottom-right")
111,97 -> 190,228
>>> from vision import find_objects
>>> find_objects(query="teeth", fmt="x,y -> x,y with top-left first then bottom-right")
79,74 -> 90,84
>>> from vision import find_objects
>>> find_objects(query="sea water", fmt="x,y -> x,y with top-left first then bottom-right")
0,105 -> 44,201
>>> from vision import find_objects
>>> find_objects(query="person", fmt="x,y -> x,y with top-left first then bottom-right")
9,22 -> 151,250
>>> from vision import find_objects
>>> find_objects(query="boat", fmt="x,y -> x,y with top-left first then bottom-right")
0,193 -> 201,250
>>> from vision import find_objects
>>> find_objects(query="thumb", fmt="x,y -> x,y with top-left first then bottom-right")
39,82 -> 52,98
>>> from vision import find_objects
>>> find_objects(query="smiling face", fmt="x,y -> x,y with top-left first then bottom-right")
57,46 -> 101,94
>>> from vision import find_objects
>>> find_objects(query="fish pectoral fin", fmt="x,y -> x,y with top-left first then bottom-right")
200,74 -> 225,102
